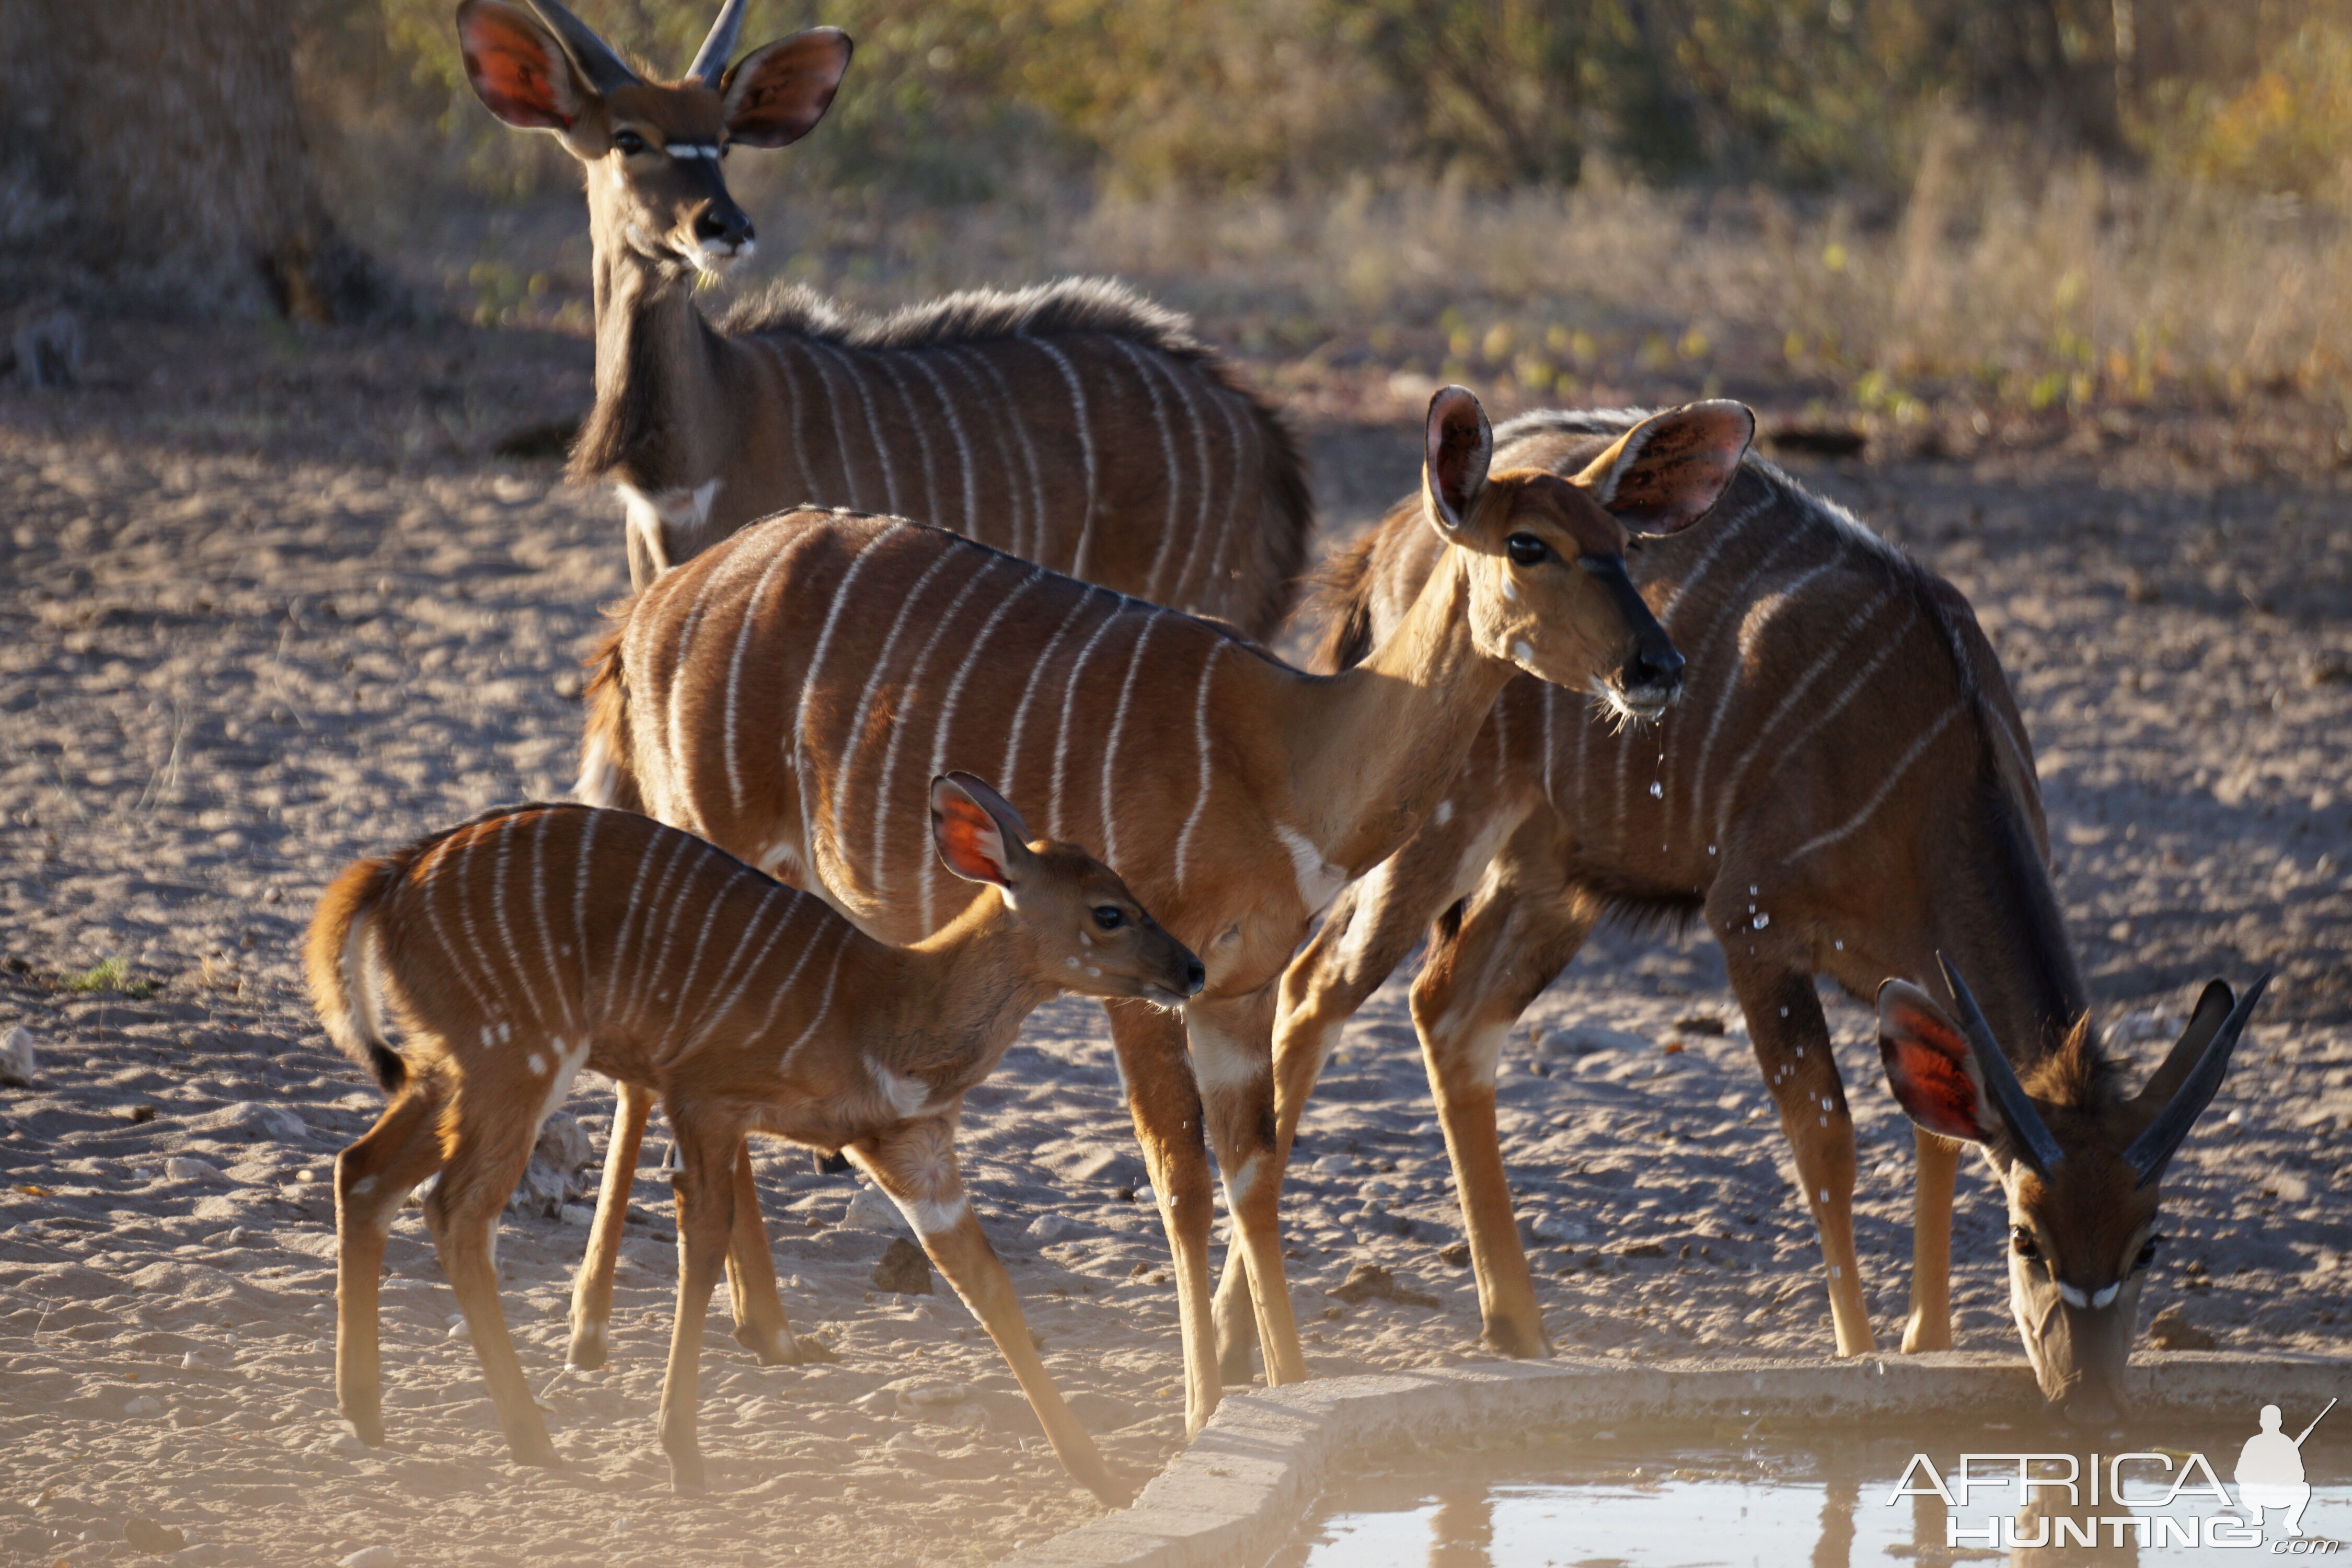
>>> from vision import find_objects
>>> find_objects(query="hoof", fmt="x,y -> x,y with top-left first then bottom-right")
564,1333 -> 609,1372
732,1322 -> 793,1365
1215,1341 -> 1258,1387
667,1460 -> 707,1497
1480,1319 -> 1551,1359
346,1411 -> 386,1447
509,1439 -> 562,1470
1080,1471 -> 1134,1510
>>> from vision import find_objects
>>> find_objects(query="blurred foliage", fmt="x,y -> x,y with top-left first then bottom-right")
296,0 -> 2352,200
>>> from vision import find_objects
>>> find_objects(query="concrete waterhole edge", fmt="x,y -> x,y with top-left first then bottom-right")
995,1351 -> 2352,1568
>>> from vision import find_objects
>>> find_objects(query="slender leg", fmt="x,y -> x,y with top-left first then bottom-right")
1216,801 -> 1511,1380
654,1108 -> 740,1496
422,1105 -> 560,1467
335,1081 -> 451,1446
1902,1128 -> 1961,1352
1102,998 -> 1223,1434
723,1140 -> 798,1363
852,1114 -> 1131,1508
1409,834 -> 1597,1359
568,1078 -> 651,1370
1722,933 -> 1876,1356
1186,985 -> 1305,1388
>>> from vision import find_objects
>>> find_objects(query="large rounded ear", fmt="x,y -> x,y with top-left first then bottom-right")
722,28 -> 853,148
1875,978 -> 1997,1144
1574,399 -> 1754,535
457,0 -> 598,131
1421,385 -> 1492,534
930,773 -> 1037,891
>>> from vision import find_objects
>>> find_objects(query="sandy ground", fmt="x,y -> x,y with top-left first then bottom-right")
0,318 -> 2348,1568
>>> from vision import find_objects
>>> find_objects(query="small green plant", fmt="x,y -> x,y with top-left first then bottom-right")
59,956 -> 152,998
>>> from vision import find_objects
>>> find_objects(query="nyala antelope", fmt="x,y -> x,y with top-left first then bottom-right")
305,778 -> 1201,1502
1248,408 -> 2268,1422
573,388 -> 1753,1431
1878,960 -> 2266,1422
455,0 -> 1310,613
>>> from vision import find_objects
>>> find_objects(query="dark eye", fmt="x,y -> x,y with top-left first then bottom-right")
2010,1225 -> 2040,1261
613,130 -> 649,155
1506,534 -> 1550,567
2134,1235 -> 2163,1271
1091,906 -> 1125,931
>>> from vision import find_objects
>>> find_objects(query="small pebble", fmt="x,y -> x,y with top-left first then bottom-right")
871,1237 -> 933,1295
123,1394 -> 165,1418
164,1157 -> 225,1184
0,1026 -> 37,1088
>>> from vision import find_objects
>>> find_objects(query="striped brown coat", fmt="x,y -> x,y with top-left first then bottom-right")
454,1 -> 1308,622
1251,409 -> 2246,1416
574,389 -> 1755,1430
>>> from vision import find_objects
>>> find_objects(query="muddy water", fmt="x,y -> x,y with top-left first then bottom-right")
1276,1419 -> 2350,1566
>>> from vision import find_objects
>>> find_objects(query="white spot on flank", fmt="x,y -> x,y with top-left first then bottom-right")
1512,640 -> 1536,665
527,1053 -> 548,1076
1434,800 -> 1454,826
1273,825 -> 1347,919
1065,955 -> 1081,969
868,1059 -> 932,1120
1818,1188 -> 1830,1204
479,1027 -> 495,1049
1086,965 -> 1101,977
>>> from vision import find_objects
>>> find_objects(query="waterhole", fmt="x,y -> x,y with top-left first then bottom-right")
1274,1415 -> 2348,1567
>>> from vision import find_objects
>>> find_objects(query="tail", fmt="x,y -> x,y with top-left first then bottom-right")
303,856 -> 406,1093
573,620 -> 643,813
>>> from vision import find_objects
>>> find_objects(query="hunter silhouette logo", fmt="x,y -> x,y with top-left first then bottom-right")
2238,1399 -> 2333,1539
1888,1398 -> 2342,1552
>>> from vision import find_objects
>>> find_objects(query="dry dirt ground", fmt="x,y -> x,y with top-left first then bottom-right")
0,318 -> 2347,1568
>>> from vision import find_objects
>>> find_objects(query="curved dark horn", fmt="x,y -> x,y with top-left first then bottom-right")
2121,972 -> 2270,1190
2135,978 -> 2234,1109
1937,953 -> 2066,1180
687,0 -> 747,86
525,0 -> 642,93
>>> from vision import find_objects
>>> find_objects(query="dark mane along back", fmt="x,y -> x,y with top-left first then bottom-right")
719,275 -> 1210,365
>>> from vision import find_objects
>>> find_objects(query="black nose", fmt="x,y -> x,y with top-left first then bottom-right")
695,203 -> 754,248
1182,958 -> 1206,996
1621,638 -> 1684,694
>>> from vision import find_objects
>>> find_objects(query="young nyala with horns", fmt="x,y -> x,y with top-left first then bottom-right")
304,777 -> 1201,1502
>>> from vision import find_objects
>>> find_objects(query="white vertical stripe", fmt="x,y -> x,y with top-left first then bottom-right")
923,563 -> 1049,928
1666,526 -> 1815,843
1000,586 -> 1100,799
663,547 -> 758,837
1099,610 -> 1164,873
814,341 -> 901,517
420,834 -> 498,1022
1705,586 -> 1892,840
722,526 -> 820,815
1657,491 -> 1770,620
906,352 -> 979,538
448,827 -> 508,1030
1682,550 -> 1844,842
1109,337 -> 1183,601
599,827 -> 671,1024
925,350 -> 1002,546
1540,684 -> 1557,807
1027,337 -> 1098,579
958,349 -> 1047,564
1049,598 -> 1133,840
621,831 -> 701,1028
871,551 -> 1006,907
1785,700 -> 1965,862
833,543 -> 966,837
1198,385 -> 1250,616
736,897 -> 831,1056
764,337 -> 817,508
1172,639 -> 1228,889
790,337 -> 860,511
660,848 -> 735,1053
1158,357 -> 1216,612
794,521 -> 907,855
489,814 -> 547,1032
875,353 -> 943,527
776,921 -> 856,1070
527,808 -> 574,1034
673,882 -> 792,1061
571,809 -> 598,1030
1732,597 -> 1923,841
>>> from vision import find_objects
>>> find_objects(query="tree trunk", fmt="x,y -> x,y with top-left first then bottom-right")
0,0 -> 396,321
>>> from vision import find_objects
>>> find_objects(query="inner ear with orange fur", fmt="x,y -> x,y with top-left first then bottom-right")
929,772 -> 1034,889
456,0 -> 588,132
1875,978 -> 1997,1143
